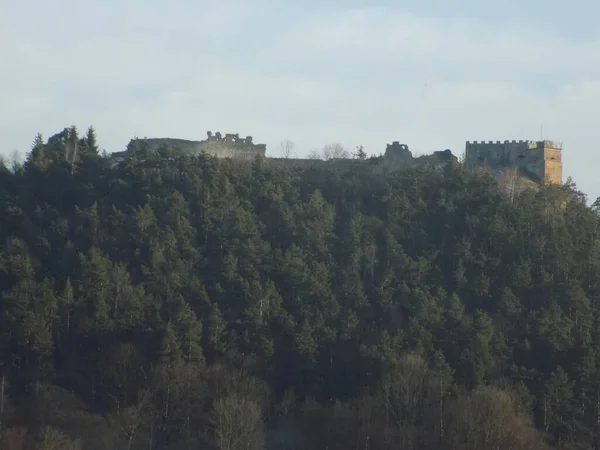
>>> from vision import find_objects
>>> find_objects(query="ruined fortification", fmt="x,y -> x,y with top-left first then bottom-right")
114,131 -> 266,163
465,140 -> 562,184
111,131 -> 563,186
384,141 -> 455,166
114,132 -> 456,169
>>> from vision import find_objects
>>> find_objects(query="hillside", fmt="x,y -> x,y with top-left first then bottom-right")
0,128 -> 599,449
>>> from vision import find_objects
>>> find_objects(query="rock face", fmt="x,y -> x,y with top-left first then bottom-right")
465,140 -> 562,184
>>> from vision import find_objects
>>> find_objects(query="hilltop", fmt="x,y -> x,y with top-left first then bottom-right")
0,126 -> 591,449
40,127 -> 562,190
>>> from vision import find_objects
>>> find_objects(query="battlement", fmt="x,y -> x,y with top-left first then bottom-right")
206,131 -> 258,146
465,139 -> 562,184
122,131 -> 267,161
466,140 -> 562,149
114,131 -> 562,186
203,131 -> 266,157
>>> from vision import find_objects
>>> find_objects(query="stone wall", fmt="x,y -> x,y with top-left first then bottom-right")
115,135 -> 456,171
201,132 -> 266,159
465,140 -> 562,184
268,157 -> 365,170
113,131 -> 563,187
269,144 -> 457,172
123,131 -> 267,161
383,142 -> 456,168
543,147 -> 562,184
384,142 -> 412,163
114,133 -> 460,180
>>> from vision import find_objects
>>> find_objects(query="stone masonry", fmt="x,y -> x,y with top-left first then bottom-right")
465,140 -> 562,184
111,131 -> 563,187
114,131 -> 267,162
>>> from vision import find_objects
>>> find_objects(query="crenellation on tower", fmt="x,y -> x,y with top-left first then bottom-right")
111,130 -> 562,187
465,139 -> 562,184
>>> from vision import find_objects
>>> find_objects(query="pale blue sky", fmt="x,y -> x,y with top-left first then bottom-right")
2,0 -> 600,198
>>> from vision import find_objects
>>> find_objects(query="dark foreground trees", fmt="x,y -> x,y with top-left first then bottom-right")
0,129 -> 598,448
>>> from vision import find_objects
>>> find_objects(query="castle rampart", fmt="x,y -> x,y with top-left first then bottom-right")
122,131 -> 267,161
465,139 -> 562,184
112,130 -> 562,187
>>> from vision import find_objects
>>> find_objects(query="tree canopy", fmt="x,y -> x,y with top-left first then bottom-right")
0,129 -> 598,449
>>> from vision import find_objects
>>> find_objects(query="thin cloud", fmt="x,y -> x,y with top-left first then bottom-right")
271,7 -> 600,78
1,2 -> 599,198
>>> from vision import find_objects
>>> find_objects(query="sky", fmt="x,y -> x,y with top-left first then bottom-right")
2,0 -> 600,199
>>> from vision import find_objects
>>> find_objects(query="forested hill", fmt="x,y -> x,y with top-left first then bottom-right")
1,129 -> 600,450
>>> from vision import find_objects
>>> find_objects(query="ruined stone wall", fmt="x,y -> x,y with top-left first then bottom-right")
126,131 -> 266,160
268,144 -> 456,173
268,157 -> 364,170
200,132 -> 266,160
383,142 -> 456,168
118,131 -> 569,185
465,140 -> 562,184
143,138 -> 204,154
384,142 -> 413,163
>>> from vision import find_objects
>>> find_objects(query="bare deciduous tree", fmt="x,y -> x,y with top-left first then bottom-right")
208,364 -> 270,411
498,166 -> 528,203
322,142 -> 349,160
278,139 -> 295,158
211,394 -> 265,450
379,353 -> 429,430
116,389 -> 156,450
307,149 -> 321,160
9,150 -> 22,173
36,426 -> 82,450
445,387 -> 548,450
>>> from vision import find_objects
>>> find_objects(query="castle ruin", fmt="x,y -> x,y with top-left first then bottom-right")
384,141 -> 412,163
116,132 -> 456,168
195,131 -> 266,159
111,130 -> 563,187
465,140 -> 562,184
114,131 -> 267,162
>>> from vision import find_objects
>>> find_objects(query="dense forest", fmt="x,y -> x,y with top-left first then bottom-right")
1,126 -> 600,449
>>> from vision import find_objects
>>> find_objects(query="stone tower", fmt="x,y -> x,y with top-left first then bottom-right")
464,140 -> 562,184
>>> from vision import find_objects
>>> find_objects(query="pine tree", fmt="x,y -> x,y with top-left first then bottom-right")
85,126 -> 99,153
